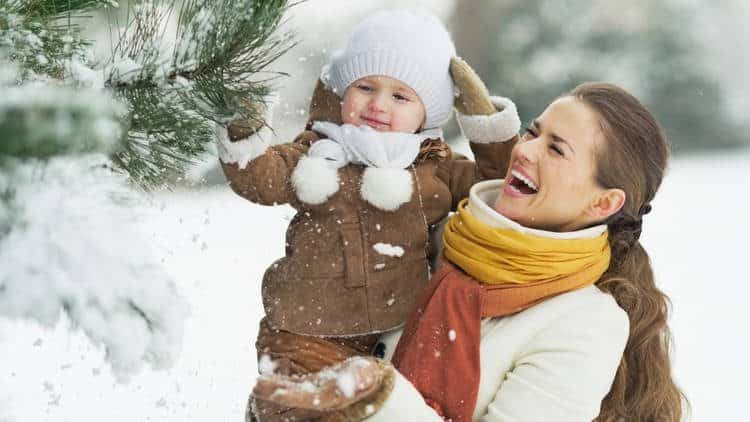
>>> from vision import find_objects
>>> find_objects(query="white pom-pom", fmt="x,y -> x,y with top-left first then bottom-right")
360,168 -> 413,211
291,155 -> 340,205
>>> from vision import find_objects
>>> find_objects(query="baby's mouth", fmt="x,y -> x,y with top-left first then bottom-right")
508,169 -> 539,195
362,116 -> 390,129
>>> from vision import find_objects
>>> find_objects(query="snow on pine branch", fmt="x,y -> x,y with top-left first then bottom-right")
0,155 -> 190,380
100,0 -> 295,188
0,0 -> 115,82
0,62 -> 126,159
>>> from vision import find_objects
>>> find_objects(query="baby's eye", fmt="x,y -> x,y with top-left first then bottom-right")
393,93 -> 410,102
357,84 -> 373,92
522,126 -> 536,140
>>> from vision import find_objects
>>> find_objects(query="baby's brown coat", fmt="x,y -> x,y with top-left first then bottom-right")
221,81 -> 516,336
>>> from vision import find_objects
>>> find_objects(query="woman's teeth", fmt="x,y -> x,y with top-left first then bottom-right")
511,170 -> 538,193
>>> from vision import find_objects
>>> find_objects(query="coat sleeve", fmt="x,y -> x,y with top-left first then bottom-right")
216,124 -> 319,206
478,302 -> 629,422
437,97 -> 521,210
365,370 -> 443,422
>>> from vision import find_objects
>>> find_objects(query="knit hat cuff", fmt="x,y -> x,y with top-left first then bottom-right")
323,49 -> 454,129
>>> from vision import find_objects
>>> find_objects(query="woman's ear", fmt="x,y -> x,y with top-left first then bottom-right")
587,188 -> 626,220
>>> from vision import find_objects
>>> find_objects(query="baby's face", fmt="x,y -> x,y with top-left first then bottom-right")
340,76 -> 425,133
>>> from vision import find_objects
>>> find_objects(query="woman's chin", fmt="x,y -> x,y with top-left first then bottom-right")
493,202 -> 521,222
495,192 -> 525,216
493,200 -> 542,228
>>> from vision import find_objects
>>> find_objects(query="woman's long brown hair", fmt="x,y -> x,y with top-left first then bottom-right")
569,83 -> 687,421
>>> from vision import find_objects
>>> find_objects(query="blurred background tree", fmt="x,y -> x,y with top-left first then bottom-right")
450,0 -> 744,153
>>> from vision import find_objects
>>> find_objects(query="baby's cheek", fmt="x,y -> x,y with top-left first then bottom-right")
341,104 -> 359,125
392,113 -> 420,133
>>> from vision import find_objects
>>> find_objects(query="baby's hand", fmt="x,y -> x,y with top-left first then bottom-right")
227,98 -> 267,142
450,57 -> 496,116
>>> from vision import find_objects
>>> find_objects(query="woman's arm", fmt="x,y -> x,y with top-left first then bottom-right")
365,369 -> 443,421
478,302 -> 629,422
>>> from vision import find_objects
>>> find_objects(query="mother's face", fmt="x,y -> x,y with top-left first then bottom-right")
493,96 -> 625,232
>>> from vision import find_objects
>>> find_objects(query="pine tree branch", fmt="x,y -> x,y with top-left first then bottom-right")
104,0 -> 296,188
0,0 -> 114,81
1,0 -> 296,189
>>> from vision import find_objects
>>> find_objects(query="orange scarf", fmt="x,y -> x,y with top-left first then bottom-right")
392,199 -> 611,420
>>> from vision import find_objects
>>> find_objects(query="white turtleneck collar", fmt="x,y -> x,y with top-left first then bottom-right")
466,179 -> 607,240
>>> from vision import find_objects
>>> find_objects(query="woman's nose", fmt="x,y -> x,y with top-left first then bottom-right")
514,138 -> 538,165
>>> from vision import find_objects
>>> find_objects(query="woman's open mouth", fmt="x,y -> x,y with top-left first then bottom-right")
506,168 -> 539,195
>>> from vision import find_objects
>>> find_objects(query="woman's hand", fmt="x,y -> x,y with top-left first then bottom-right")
252,356 -> 385,412
450,57 -> 497,116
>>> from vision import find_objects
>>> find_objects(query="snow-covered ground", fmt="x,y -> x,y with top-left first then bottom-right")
1,148 -> 748,421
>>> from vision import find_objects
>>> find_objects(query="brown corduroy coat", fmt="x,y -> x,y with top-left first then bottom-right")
221,81 -> 516,337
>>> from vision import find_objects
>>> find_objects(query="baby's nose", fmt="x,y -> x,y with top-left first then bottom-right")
368,95 -> 387,112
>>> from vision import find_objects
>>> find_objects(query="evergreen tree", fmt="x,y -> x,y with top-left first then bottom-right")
0,0 -> 293,379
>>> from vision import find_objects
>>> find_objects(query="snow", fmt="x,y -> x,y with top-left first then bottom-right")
1,149 -> 748,420
643,150 -> 750,421
0,156 -> 188,381
0,184 -> 293,421
66,58 -> 105,89
335,371 -> 356,398
105,58 -> 142,85
258,354 -> 278,376
373,242 -> 405,258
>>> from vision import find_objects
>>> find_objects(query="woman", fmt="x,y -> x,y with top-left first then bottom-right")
251,82 -> 686,421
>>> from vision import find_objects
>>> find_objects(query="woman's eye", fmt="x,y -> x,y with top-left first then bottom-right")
549,144 -> 564,156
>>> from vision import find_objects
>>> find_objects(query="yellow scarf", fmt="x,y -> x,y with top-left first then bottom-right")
443,198 -> 611,289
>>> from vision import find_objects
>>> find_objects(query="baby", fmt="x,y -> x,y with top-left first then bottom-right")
216,10 -> 521,421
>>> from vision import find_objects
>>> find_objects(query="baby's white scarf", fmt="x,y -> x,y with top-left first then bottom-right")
290,121 -> 442,211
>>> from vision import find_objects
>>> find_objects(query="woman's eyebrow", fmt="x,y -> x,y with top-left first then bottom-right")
534,118 -> 576,154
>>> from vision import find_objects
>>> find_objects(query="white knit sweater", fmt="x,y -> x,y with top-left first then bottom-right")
368,180 -> 630,422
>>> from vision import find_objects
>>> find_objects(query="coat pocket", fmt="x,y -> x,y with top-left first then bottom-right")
339,222 -> 366,288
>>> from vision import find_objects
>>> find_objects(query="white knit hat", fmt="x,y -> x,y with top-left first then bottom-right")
322,10 -> 456,130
